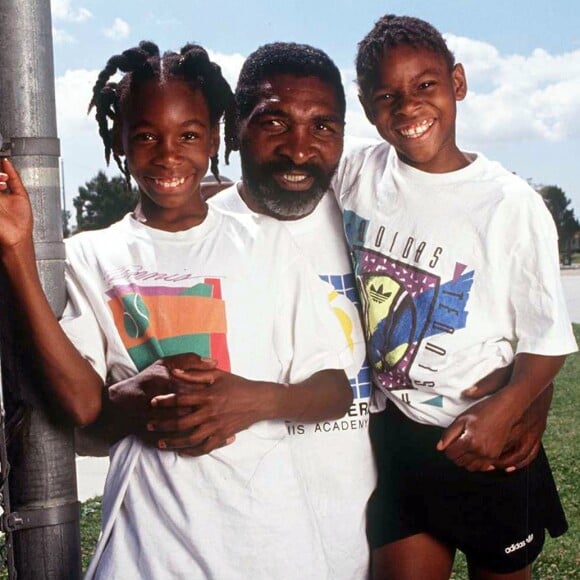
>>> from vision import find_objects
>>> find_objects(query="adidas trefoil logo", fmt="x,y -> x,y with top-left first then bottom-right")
369,283 -> 392,304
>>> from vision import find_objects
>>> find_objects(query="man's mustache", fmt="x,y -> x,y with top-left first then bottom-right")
258,160 -> 327,181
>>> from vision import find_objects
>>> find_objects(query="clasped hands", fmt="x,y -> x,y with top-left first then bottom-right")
108,352 -> 270,457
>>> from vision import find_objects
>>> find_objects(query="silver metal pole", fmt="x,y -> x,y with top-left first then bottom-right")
0,0 -> 81,577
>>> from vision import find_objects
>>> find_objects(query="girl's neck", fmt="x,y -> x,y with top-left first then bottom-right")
134,197 -> 209,232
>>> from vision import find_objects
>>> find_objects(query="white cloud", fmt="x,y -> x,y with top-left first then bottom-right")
52,27 -> 75,44
444,34 -> 580,144
55,68 -> 114,213
206,50 -> 246,89
104,18 -> 131,40
51,0 -> 92,22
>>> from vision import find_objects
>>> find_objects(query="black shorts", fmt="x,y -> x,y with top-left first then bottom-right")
367,402 -> 568,574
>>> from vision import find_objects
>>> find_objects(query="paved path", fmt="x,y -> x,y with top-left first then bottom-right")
561,269 -> 580,323
75,271 -> 580,502
77,456 -> 108,501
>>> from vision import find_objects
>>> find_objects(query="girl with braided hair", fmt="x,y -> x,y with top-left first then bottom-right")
0,42 -> 352,578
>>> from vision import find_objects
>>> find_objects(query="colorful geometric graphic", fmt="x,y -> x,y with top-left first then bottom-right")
319,273 -> 372,400
357,250 -> 438,390
343,211 -> 474,395
106,278 -> 230,371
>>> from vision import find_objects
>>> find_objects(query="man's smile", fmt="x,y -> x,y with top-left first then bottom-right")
273,170 -> 316,191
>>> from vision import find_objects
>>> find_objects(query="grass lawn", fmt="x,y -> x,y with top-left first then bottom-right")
2,326 -> 579,577
451,323 -> 580,579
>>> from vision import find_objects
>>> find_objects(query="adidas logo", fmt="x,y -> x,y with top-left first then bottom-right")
504,534 -> 534,554
369,283 -> 392,304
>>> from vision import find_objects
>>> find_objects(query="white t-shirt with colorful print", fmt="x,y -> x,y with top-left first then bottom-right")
210,185 -> 376,580
333,140 -> 577,427
61,207 -> 351,580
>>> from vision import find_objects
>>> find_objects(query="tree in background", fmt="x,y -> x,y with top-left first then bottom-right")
67,172 -> 230,237
538,185 -> 580,265
73,171 -> 138,233
62,209 -> 72,238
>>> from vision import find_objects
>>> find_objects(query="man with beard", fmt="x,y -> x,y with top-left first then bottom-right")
209,43 -> 376,579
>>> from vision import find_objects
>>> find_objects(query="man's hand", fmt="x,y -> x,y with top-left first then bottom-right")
444,366 -> 552,472
461,364 -> 512,400
492,384 -> 553,471
147,369 -> 277,457
435,364 -> 514,472
437,391 -> 520,472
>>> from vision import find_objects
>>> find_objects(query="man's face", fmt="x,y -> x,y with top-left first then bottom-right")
361,44 -> 467,174
238,74 -> 344,219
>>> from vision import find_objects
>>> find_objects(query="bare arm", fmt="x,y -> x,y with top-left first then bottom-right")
493,383 -> 553,471
0,159 -> 103,425
148,367 -> 352,456
438,353 -> 565,470
78,354 -> 218,449
459,365 -> 552,471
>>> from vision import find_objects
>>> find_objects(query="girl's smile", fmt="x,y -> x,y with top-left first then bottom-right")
114,79 -> 218,231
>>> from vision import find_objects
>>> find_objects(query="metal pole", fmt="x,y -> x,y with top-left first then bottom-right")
0,1 -> 81,578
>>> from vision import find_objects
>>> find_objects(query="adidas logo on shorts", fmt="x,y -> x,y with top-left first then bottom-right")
504,534 -> 534,554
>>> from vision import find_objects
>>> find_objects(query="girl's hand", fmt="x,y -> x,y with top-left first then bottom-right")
0,158 -> 34,253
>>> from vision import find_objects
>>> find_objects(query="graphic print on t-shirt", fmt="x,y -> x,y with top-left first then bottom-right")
344,211 -> 474,402
106,277 -> 231,371
284,273 -> 373,438
319,273 -> 372,402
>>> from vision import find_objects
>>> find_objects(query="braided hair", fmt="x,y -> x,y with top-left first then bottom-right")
89,41 -> 236,188
356,15 -> 456,103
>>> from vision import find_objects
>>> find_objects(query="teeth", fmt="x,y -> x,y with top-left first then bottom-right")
399,119 -> 434,138
153,177 -> 186,188
283,174 -> 308,183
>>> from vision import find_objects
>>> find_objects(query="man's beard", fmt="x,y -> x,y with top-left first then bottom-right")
241,158 -> 336,219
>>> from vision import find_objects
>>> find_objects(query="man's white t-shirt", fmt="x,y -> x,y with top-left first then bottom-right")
333,141 -> 578,427
61,207 -> 351,579
210,185 -> 376,580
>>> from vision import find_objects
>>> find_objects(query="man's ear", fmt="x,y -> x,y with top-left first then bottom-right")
358,93 -> 375,125
452,63 -> 468,102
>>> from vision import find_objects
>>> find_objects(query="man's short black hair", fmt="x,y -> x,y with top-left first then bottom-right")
235,42 -> 346,122
356,14 -> 456,101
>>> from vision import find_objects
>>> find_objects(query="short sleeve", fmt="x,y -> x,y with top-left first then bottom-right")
272,240 -> 353,384
60,250 -> 108,382
507,191 -> 577,355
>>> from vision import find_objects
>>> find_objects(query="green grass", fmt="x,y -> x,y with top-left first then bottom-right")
2,325 -> 579,577
80,497 -> 102,573
530,322 -> 580,579
451,324 -> 580,579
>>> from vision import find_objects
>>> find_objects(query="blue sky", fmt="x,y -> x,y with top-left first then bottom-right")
51,0 -> 580,217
